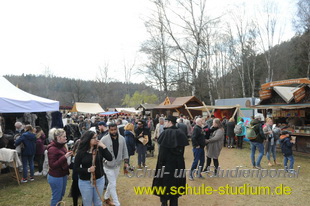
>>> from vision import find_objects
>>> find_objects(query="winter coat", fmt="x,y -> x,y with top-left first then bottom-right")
74,147 -> 112,180
206,128 -> 224,159
250,119 -> 265,143
124,130 -> 136,156
15,131 -> 36,156
100,133 -> 129,169
152,126 -> 189,198
280,135 -> 293,157
191,125 -> 205,148
47,140 -> 70,177
177,122 -> 188,136
226,121 -> 235,138
36,134 -> 46,155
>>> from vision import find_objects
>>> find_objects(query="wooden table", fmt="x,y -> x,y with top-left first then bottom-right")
0,148 -> 22,185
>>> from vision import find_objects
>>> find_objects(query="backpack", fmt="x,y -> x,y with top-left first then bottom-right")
234,124 -> 242,135
246,126 -> 257,140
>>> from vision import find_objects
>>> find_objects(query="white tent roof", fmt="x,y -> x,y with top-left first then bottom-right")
0,76 -> 59,113
115,107 -> 140,114
273,86 -> 299,103
71,102 -> 105,114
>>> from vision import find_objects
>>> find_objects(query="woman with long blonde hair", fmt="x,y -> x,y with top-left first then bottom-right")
124,123 -> 136,165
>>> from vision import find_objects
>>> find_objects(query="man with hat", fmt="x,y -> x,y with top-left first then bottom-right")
98,121 -> 108,140
152,115 -> 189,206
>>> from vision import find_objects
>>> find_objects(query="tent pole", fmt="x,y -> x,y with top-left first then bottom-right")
184,104 -> 193,120
203,102 -> 212,117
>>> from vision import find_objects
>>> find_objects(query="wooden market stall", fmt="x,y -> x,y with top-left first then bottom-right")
252,78 -> 310,153
153,96 -> 203,119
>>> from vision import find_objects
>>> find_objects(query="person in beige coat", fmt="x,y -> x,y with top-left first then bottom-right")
204,118 -> 225,175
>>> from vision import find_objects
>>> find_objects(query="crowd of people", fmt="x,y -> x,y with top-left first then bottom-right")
2,112 -> 297,206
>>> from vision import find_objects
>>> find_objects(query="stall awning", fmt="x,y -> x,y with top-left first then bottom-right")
115,108 -> 140,114
249,103 -> 310,110
0,76 -> 59,113
71,102 -> 105,114
186,105 -> 240,111
99,111 -> 120,116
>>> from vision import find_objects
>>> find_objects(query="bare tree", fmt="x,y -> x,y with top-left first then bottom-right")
256,0 -> 282,82
246,26 -> 259,97
156,0 -> 210,96
124,57 -> 136,84
96,63 -> 109,84
69,79 -> 88,102
140,0 -> 172,96
293,0 -> 310,78
94,63 -> 110,108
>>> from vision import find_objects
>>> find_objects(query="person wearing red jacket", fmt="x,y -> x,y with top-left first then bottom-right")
47,128 -> 72,206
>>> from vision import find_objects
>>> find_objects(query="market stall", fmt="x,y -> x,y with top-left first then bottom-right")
252,78 -> 310,153
185,103 -> 242,120
70,102 -> 105,114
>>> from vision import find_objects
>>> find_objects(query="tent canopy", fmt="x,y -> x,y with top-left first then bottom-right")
71,102 -> 105,114
115,107 -> 140,114
0,76 -> 59,113
99,111 -> 120,116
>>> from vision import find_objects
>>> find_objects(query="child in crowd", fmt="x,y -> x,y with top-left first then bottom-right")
280,131 -> 295,173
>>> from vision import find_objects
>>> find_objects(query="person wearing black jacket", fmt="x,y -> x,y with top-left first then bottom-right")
250,115 -> 266,169
134,120 -> 150,168
189,118 -> 205,180
152,115 -> 189,206
74,131 -> 112,206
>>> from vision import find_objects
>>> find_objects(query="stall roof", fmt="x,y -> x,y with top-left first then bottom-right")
136,104 -> 158,110
273,86 -> 299,104
186,105 -> 240,111
249,103 -> 310,110
155,96 -> 202,109
0,76 -> 59,113
71,102 -> 105,114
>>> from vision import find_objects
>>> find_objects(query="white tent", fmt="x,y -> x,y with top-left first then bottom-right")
0,76 -> 59,113
71,102 -> 105,114
115,107 -> 140,114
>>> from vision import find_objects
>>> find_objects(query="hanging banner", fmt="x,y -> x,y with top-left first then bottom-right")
259,89 -> 272,100
293,86 -> 306,103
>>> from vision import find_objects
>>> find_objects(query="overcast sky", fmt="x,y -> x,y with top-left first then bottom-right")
0,0 -> 297,83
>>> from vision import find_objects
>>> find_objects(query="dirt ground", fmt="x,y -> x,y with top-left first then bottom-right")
0,140 -> 309,206
121,141 -> 309,206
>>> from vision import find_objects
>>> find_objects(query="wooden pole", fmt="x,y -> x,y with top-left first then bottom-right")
12,159 -> 20,185
203,102 -> 212,117
184,104 -> 193,119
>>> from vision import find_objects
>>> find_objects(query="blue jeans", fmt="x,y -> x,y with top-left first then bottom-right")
47,175 -> 68,206
190,147 -> 205,177
266,142 -> 276,161
283,155 -> 294,171
79,176 -> 104,206
136,143 -> 147,166
250,142 -> 264,167
21,155 -> 34,179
